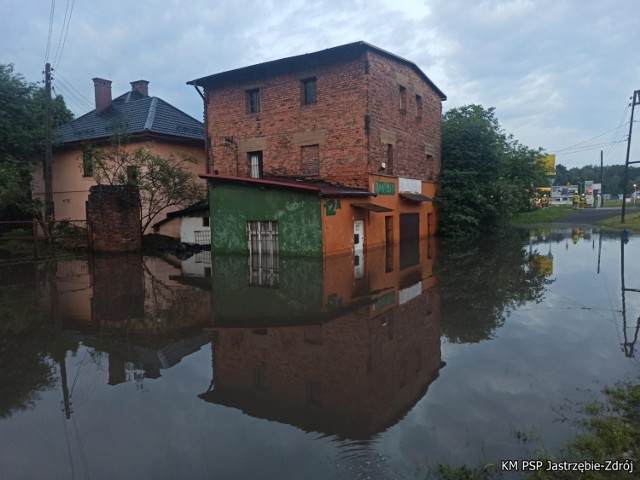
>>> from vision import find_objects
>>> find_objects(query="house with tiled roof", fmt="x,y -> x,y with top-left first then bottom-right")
32,79 -> 206,232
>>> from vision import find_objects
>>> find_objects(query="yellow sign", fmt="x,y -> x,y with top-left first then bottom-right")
541,155 -> 556,176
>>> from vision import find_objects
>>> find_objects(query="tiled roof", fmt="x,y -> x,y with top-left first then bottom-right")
54,90 -> 204,145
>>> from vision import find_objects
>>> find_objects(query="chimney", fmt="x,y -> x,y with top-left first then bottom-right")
130,80 -> 149,97
93,78 -> 112,113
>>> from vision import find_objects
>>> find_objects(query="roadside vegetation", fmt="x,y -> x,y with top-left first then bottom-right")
435,381 -> 640,479
597,210 -> 640,232
510,206 -> 574,224
436,105 -> 548,237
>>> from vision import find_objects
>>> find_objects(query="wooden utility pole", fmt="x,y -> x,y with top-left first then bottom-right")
621,90 -> 640,223
600,150 -> 604,207
44,62 -> 54,221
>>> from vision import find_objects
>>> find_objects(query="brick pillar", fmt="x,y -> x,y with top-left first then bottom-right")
87,185 -> 142,253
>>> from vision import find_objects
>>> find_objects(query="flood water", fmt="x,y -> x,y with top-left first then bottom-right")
1,227 -> 639,479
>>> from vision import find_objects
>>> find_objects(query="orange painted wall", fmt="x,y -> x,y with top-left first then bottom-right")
321,173 -> 438,256
33,140 -> 206,233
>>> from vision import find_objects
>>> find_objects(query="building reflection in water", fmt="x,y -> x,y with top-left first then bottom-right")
37,254 -> 212,387
200,238 -> 443,440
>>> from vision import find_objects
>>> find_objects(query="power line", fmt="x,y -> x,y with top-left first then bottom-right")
552,125 -> 628,153
44,0 -> 56,63
606,102 -> 632,156
54,70 -> 93,110
555,139 -> 627,157
53,0 -> 76,69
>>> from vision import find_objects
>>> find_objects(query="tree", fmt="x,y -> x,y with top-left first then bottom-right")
0,64 -> 73,220
91,140 -> 206,233
437,105 -> 546,237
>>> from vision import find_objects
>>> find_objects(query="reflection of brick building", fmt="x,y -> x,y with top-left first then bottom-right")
201,242 -> 442,439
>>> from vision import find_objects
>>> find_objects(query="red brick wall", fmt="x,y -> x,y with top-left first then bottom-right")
204,49 -> 442,189
206,57 -> 369,188
366,51 -> 442,182
207,287 -> 441,436
87,185 -> 141,253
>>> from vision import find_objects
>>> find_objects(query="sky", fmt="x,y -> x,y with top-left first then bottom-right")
2,0 -> 639,169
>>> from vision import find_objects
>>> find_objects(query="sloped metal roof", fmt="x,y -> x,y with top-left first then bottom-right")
188,41 -> 446,101
54,90 -> 204,145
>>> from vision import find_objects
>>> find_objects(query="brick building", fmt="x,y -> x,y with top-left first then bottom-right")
189,41 -> 446,256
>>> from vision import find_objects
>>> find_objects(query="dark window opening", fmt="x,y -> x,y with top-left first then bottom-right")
399,85 -> 407,113
202,216 -> 210,227
415,94 -> 423,118
247,88 -> 260,114
82,150 -> 93,177
302,77 -> 317,105
126,165 -> 139,185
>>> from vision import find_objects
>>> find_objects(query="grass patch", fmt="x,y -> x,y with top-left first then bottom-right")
435,382 -> 640,479
597,210 -> 640,232
510,207 -> 574,225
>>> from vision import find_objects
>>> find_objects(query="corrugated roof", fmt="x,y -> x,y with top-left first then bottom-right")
54,90 -> 204,145
188,41 -> 446,101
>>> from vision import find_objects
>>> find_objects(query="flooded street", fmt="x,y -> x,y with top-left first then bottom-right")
1,227 -> 639,479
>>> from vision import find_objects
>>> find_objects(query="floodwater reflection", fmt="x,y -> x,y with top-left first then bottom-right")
1,229 -> 640,479
201,240 -> 442,439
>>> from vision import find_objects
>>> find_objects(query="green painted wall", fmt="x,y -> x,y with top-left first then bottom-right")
209,184 -> 323,255
211,254 -> 324,324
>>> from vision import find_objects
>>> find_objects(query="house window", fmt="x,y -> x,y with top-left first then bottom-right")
202,216 -> 210,227
246,88 -> 260,114
248,151 -> 263,179
82,150 -> 93,177
301,144 -> 319,175
399,85 -> 407,113
247,220 -> 279,287
386,143 -> 394,174
301,77 -> 317,105
415,94 -> 423,119
126,165 -> 139,185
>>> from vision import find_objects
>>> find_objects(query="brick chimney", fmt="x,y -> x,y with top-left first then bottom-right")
130,80 -> 149,97
93,78 -> 112,113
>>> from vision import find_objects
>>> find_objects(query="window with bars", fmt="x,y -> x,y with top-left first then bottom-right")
247,220 -> 279,287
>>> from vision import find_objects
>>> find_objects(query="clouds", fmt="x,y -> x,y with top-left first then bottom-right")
1,0 -> 638,167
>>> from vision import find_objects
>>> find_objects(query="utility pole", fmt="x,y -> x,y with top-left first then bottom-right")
44,62 -> 54,221
621,90 -> 640,223
600,150 -> 604,208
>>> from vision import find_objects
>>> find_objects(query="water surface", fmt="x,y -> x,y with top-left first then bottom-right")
1,227 -> 638,479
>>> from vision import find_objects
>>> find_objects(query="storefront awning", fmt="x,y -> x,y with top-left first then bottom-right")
352,202 -> 393,213
399,192 -> 432,202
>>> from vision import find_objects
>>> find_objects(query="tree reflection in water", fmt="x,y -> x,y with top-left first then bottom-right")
436,229 -> 553,343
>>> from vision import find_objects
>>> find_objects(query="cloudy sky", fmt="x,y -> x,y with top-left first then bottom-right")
2,0 -> 638,168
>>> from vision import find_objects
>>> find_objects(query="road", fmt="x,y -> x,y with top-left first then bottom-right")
553,207 -> 639,225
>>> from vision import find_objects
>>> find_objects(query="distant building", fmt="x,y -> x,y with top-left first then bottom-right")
32,79 -> 205,233
189,41 -> 446,256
